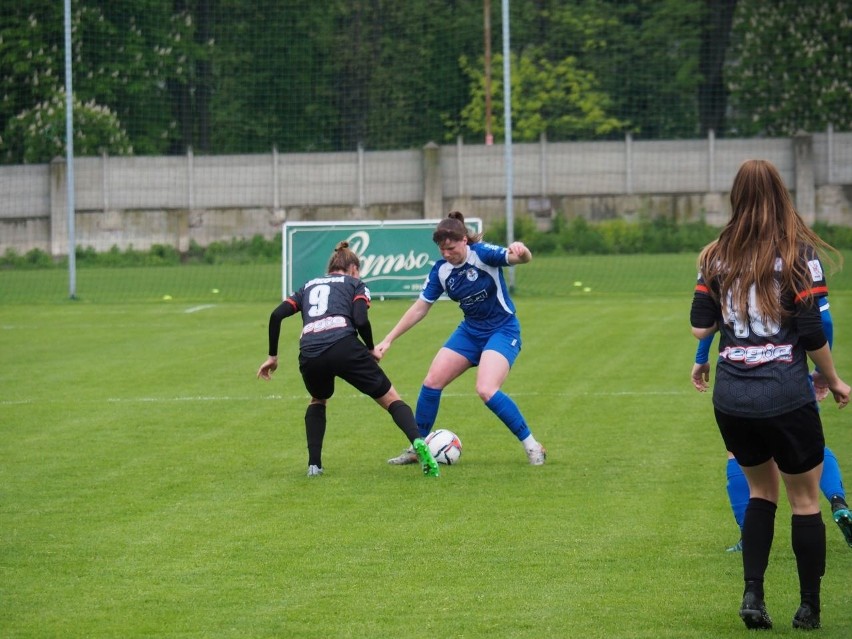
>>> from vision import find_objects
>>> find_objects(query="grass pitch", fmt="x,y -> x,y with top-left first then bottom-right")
1,254 -> 850,638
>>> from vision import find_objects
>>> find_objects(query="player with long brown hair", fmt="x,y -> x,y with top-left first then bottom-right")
690,159 -> 850,630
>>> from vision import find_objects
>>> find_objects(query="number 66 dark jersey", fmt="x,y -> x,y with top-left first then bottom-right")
690,252 -> 828,418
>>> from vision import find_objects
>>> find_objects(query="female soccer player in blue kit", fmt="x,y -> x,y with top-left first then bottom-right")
375,211 -> 547,465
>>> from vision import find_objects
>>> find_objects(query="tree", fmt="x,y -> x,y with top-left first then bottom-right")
457,51 -> 625,142
697,0 -> 737,136
727,0 -> 851,135
3,89 -> 132,163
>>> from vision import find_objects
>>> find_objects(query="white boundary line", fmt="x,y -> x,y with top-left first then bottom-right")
1,390 -> 687,406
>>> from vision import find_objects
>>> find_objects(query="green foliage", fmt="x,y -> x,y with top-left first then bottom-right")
458,51 -> 625,142
2,90 -> 133,163
487,215 -> 723,256
727,1 -> 852,135
814,222 -> 852,252
0,234 -> 283,269
1,0 -> 744,160
0,247 -> 55,269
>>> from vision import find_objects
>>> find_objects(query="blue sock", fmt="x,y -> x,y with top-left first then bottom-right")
414,385 -> 442,438
484,390 -> 530,441
820,446 -> 846,502
726,457 -> 749,530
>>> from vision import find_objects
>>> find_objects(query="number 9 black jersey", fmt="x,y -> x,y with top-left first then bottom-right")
287,274 -> 371,357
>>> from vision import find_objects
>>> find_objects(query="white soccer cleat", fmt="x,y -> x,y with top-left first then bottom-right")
526,443 -> 547,466
307,464 -> 324,477
387,446 -> 418,465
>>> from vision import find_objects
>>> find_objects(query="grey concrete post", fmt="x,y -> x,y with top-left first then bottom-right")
49,156 -> 69,256
793,132 -> 815,224
423,141 -> 442,218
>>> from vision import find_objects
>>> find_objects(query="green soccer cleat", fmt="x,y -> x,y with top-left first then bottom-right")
832,506 -> 852,548
412,438 -> 440,477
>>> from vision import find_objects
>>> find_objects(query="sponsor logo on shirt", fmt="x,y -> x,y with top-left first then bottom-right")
807,259 -> 823,282
719,343 -> 793,365
302,315 -> 347,335
460,290 -> 488,307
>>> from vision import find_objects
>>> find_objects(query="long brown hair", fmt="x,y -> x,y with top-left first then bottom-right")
433,211 -> 483,245
698,159 -> 841,325
326,240 -> 361,273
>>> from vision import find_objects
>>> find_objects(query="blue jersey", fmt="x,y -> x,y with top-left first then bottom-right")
419,242 -> 517,337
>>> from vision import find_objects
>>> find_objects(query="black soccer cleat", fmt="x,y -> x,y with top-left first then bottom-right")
739,591 -> 772,630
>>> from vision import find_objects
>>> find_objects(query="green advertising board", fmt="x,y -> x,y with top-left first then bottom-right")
282,219 -> 483,298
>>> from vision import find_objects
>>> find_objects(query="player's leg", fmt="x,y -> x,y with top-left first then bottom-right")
386,347 -> 468,465
305,399 -> 327,476
781,465 -> 825,630
374,386 -> 439,477
477,329 -> 545,465
738,459 -> 779,630
417,344 -> 473,433
299,354 -> 333,477
774,404 -> 825,630
726,451 -> 749,551
715,408 -> 776,629
819,446 -> 852,547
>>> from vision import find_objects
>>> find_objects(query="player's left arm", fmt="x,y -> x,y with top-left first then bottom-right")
352,298 -> 375,351
506,241 -> 532,265
810,295 -> 833,400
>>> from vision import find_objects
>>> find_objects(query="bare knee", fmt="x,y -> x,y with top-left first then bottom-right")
475,382 -> 496,403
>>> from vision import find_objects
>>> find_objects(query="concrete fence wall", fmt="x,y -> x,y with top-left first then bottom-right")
1,131 -> 851,256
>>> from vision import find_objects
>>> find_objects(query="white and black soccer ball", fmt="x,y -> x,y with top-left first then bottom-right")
425,429 -> 462,465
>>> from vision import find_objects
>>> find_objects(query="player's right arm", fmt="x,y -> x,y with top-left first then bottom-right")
257,299 -> 298,380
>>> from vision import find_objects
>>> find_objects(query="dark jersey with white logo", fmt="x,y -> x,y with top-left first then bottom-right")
271,274 -> 371,358
690,252 -> 828,418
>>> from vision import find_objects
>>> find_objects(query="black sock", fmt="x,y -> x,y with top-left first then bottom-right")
305,403 -> 326,467
388,400 -> 420,443
791,513 -> 825,612
742,498 -> 777,598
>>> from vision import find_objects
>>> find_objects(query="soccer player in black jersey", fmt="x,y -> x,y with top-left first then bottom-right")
690,159 -> 850,631
257,241 -> 440,478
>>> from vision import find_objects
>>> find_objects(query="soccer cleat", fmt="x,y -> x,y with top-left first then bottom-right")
830,500 -> 852,548
739,591 -> 772,630
792,603 -> 821,630
726,538 -> 743,553
526,443 -> 547,466
387,446 -> 418,465
307,464 -> 324,477
412,438 -> 440,477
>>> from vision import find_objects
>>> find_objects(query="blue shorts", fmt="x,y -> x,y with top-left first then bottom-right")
443,319 -> 522,367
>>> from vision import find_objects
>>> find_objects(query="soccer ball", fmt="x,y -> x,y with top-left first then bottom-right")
425,429 -> 462,465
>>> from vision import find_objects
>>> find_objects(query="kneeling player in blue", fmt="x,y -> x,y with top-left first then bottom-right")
257,241 -> 440,478
375,211 -> 546,466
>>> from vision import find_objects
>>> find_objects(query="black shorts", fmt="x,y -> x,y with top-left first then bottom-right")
299,335 -> 392,401
715,402 -> 825,474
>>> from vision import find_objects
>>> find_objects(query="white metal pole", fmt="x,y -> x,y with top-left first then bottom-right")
64,0 -> 76,298
501,0 -> 515,287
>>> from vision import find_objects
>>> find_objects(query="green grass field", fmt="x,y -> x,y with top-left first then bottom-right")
2,254 -> 851,638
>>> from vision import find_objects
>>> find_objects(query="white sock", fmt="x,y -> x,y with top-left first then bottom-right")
522,435 -> 539,451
